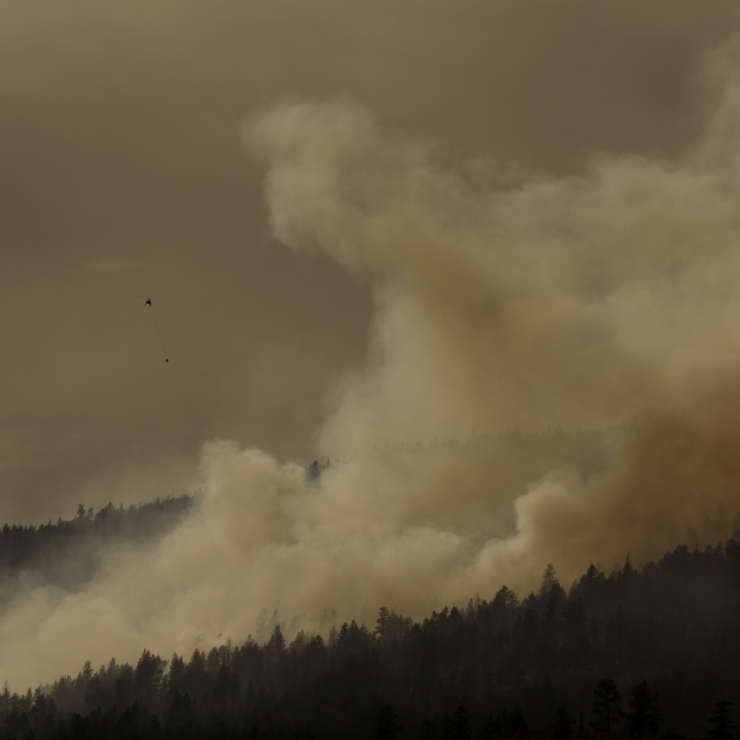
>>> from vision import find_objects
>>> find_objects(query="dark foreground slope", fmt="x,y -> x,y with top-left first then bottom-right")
2,539 -> 740,739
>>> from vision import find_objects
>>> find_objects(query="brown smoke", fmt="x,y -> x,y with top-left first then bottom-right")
5,35 -> 740,693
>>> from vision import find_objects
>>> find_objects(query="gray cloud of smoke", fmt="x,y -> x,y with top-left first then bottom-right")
5,36 -> 740,693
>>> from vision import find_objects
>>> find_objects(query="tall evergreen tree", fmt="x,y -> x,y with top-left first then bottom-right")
553,705 -> 574,740
376,606 -> 390,638
374,705 -> 402,740
625,682 -> 663,739
707,701 -> 736,740
451,706 -> 470,740
591,679 -> 622,736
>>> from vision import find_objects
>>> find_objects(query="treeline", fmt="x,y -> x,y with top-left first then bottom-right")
2,539 -> 740,738
0,496 -> 194,600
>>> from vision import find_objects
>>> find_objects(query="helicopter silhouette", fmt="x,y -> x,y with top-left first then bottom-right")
136,296 -> 169,362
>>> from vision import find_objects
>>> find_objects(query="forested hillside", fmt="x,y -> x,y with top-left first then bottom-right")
2,538 -> 740,739
0,496 -> 194,606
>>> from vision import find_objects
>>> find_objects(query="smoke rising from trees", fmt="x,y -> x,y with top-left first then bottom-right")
5,34 -> 740,692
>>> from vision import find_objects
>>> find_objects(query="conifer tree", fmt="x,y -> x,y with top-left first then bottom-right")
707,701 -> 736,740
591,679 -> 622,735
451,706 -> 470,740
374,704 -> 402,740
553,705 -> 574,740
625,681 -> 663,738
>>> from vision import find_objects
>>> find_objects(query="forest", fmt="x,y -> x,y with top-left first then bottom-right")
1,532 -> 740,739
0,495 -> 193,610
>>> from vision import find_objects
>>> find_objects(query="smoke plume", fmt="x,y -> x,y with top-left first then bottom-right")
5,37 -> 740,692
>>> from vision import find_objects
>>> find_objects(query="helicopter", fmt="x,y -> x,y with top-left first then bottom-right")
136,296 -> 169,362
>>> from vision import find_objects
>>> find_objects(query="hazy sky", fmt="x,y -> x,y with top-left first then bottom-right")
1,0 -> 738,524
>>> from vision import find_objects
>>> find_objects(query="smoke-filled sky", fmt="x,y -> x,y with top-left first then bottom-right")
1,0 -> 737,522
4,0 -> 740,689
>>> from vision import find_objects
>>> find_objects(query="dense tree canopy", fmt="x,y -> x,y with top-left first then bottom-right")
0,495 -> 193,608
1,536 -> 739,738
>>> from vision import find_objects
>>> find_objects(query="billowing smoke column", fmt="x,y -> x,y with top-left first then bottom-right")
242,39 -> 740,584
4,38 -> 740,691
